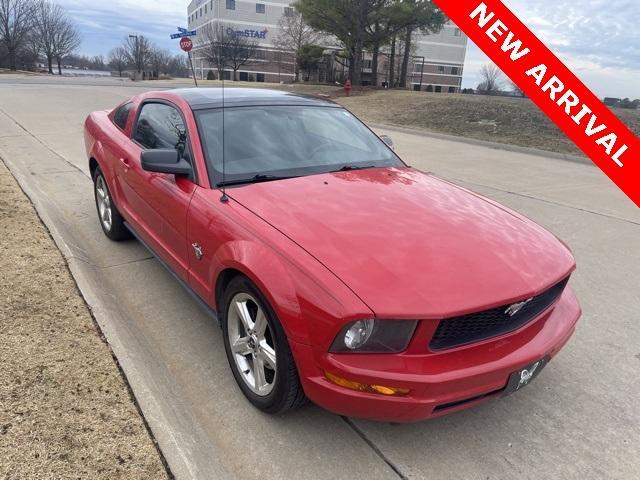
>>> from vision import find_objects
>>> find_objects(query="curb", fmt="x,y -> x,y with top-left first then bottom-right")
0,157 -> 207,480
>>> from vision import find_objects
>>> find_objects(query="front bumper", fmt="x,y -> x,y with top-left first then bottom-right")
291,287 -> 581,422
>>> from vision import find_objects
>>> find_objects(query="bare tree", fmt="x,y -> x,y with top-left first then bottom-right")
167,54 -> 189,78
33,0 -> 64,74
200,24 -> 226,79
201,25 -> 258,81
274,10 -> 321,81
477,63 -> 504,95
108,46 -> 128,77
90,54 -> 104,70
52,16 -> 80,74
510,80 -> 525,98
149,47 -> 171,78
0,0 -> 38,70
225,33 -> 258,81
24,29 -> 40,66
123,34 -> 152,74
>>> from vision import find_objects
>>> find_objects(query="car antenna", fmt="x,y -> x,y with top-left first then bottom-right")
220,26 -> 229,204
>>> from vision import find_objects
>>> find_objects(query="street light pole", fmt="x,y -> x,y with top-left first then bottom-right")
129,34 -> 140,78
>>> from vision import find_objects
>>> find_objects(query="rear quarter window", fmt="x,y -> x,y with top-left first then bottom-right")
113,103 -> 132,131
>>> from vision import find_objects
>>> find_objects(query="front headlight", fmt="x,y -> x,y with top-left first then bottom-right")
330,319 -> 418,353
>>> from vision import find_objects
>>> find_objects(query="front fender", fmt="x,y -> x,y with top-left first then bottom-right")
188,190 -> 373,346
214,240 -> 312,343
215,239 -> 365,346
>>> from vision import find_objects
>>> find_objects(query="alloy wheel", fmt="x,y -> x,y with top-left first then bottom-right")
227,292 -> 277,396
95,175 -> 113,231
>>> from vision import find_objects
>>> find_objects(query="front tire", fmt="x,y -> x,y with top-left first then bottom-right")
221,276 -> 306,414
93,167 -> 130,241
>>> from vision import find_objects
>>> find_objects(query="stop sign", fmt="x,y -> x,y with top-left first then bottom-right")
180,37 -> 193,52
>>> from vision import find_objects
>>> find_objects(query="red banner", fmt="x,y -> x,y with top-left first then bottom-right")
434,0 -> 640,207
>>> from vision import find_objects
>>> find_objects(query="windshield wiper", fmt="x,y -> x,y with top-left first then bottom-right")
217,174 -> 298,187
331,165 -> 377,172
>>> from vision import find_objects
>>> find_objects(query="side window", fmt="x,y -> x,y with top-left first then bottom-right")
113,103 -> 132,130
134,103 -> 191,162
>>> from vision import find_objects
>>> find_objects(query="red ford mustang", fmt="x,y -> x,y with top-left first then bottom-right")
84,88 -> 581,422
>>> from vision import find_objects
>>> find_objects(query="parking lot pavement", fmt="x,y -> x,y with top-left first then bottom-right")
0,79 -> 638,480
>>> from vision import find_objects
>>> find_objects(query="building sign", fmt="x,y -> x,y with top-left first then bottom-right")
227,28 -> 268,40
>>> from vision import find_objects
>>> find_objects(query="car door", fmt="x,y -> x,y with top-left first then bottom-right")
117,100 -> 198,281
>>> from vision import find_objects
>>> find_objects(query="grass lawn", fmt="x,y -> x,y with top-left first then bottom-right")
0,161 -> 168,479
337,90 -> 640,156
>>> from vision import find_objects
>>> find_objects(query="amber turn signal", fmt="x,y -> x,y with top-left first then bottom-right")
324,371 -> 410,396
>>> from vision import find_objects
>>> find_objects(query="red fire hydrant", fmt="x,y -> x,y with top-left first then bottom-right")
344,79 -> 352,96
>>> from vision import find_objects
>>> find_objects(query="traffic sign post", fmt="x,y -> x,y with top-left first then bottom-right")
171,29 -> 198,87
171,31 -> 196,39
180,37 -> 193,52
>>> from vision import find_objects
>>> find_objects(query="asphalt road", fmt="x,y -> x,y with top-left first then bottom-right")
1,76 -> 638,480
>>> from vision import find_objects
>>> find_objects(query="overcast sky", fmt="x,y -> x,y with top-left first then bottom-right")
57,0 -> 639,99
464,0 -> 640,98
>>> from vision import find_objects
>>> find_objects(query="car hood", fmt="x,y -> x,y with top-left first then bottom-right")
228,167 -> 575,318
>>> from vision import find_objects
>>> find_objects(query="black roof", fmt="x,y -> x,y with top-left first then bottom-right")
169,87 -> 340,110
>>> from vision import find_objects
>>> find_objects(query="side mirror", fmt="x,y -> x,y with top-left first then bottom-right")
141,149 -> 192,176
379,134 -> 394,150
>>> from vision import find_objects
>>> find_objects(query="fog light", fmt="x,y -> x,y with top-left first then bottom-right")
344,319 -> 374,350
324,371 -> 410,396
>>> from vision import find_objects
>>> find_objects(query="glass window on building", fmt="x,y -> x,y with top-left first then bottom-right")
257,73 -> 265,82
454,28 -> 462,37
254,49 -> 266,60
438,65 -> 445,73
448,87 -> 456,93
239,72 -> 249,81
435,86 -> 442,93
256,3 -> 265,13
205,4 -> 207,13
226,0 -> 236,10
284,6 -> 294,16
451,67 -> 459,76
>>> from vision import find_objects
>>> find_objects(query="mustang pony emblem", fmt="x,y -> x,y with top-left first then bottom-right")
505,297 -> 533,317
518,362 -> 541,389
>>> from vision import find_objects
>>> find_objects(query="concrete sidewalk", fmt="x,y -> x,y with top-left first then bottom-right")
0,80 -> 638,480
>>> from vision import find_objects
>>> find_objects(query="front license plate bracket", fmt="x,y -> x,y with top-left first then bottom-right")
504,356 -> 550,396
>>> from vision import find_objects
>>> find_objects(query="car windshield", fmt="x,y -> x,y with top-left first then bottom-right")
195,105 -> 404,186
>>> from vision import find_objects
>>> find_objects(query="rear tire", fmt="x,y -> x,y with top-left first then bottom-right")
93,167 -> 131,241
221,275 -> 307,414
